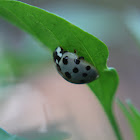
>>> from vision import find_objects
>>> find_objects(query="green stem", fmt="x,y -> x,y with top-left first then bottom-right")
107,107 -> 123,140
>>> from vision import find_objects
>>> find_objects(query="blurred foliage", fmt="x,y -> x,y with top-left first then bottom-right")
0,35 -> 51,86
124,9 -> 140,47
20,123 -> 71,140
117,99 -> 140,140
0,128 -> 25,140
0,126 -> 70,140
0,44 -> 15,86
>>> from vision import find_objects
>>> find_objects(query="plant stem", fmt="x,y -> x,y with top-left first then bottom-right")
107,107 -> 123,140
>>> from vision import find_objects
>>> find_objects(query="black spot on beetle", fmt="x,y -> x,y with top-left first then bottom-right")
63,56 -> 68,65
74,59 -> 80,64
86,66 -> 91,70
65,72 -> 71,79
83,73 -> 87,77
73,67 -> 79,73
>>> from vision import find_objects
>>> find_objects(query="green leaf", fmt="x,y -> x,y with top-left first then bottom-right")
89,68 -> 120,139
117,99 -> 140,140
0,128 -> 26,140
0,1 -> 121,139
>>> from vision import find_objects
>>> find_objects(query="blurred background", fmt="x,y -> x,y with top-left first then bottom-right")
0,0 -> 140,140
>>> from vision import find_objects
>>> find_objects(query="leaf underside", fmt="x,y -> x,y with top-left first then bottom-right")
0,0 -> 120,139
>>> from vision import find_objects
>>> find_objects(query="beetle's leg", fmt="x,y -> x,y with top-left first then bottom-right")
78,56 -> 84,60
63,51 -> 68,54
74,49 -> 77,53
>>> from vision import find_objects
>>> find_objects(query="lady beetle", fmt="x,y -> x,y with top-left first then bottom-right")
53,47 -> 99,84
